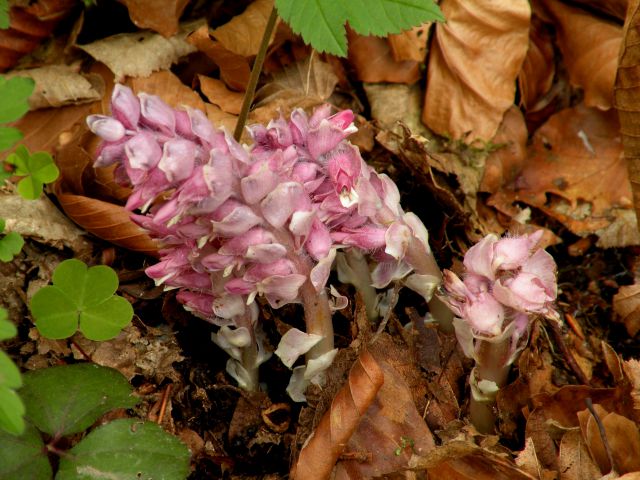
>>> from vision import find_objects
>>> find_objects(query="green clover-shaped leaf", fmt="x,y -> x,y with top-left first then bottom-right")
275,0 -> 445,57
0,308 -> 25,436
0,127 -> 22,152
0,0 -> 9,30
5,145 -> 59,200
0,219 -> 24,262
0,308 -> 15,340
0,76 -> 34,124
30,259 -> 133,341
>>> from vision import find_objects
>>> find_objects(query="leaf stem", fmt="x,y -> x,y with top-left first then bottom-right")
233,6 -> 279,142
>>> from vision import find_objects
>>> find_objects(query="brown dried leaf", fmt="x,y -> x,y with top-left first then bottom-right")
55,191 -> 157,256
120,0 -> 189,37
517,15 -> 555,111
408,440 -> 537,479
540,0 -> 621,110
388,24 -> 431,62
204,103 -> 238,134
198,75 -> 244,114
130,70 -> 206,111
578,405 -> 640,474
558,429 -> 602,480
211,0 -> 274,57
566,0 -> 628,20
78,21 -> 200,81
423,0 -> 530,141
347,30 -> 421,84
333,338 -> 436,478
512,104 -> 637,245
187,25 -> 250,91
8,65 -> 104,109
516,437 -> 557,480
291,350 -> 384,480
613,285 -> 640,336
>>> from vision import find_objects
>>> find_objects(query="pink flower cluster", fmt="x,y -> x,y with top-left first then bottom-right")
442,231 -> 557,338
87,85 -> 432,323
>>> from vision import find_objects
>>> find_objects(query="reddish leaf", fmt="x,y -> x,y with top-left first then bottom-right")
198,76 -> 244,115
120,0 -> 190,37
517,14 -> 555,111
388,24 -> 430,63
613,285 -> 640,336
210,0 -> 274,57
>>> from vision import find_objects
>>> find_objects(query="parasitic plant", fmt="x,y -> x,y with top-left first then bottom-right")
441,231 -> 558,433
88,85 -> 447,398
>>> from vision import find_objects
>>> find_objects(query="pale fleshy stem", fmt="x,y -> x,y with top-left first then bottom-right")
299,279 -> 334,361
405,237 -> 454,332
469,337 -> 512,434
337,249 -> 379,322
235,309 -> 260,391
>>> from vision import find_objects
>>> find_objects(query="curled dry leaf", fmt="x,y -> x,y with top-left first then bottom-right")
577,404 -> 640,475
540,0 -> 622,110
517,15 -> 555,111
347,30 -> 421,84
120,0 -> 190,37
55,189 -> 157,256
7,65 -> 104,109
291,349 -> 384,480
187,24 -> 250,91
423,0 -> 530,141
508,104 -> 638,246
211,0 -> 274,57
388,23 -> 431,63
333,336 -> 436,478
78,21 -> 201,81
0,0 -> 77,72
613,284 -> 640,336
568,0 -> 628,20
197,75 -> 244,115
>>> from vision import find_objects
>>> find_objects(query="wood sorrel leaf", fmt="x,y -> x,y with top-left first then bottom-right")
0,219 -> 24,262
5,146 -> 60,200
20,363 -> 139,437
57,418 -> 190,480
275,0 -> 444,57
0,422 -> 51,480
0,127 -> 22,152
0,308 -> 25,436
30,259 -> 133,341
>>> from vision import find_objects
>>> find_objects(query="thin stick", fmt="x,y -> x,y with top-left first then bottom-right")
547,318 -> 590,385
233,6 -> 278,141
157,383 -> 173,425
584,398 -> 617,475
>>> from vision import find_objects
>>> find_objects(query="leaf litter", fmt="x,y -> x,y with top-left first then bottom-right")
4,0 -> 640,478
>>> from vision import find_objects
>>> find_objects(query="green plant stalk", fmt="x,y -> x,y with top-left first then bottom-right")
468,337 -> 511,434
233,6 -> 278,142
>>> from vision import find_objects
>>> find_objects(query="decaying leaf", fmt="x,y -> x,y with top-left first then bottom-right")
187,24 -> 250,91
577,404 -> 640,474
211,0 -> 274,57
78,21 -> 201,81
613,284 -> 640,336
364,82 -> 426,134
423,0 -> 530,141
347,30 -> 421,84
507,104 -> 639,246
291,349 -> 384,480
558,429 -> 602,480
7,65 -> 104,109
540,0 -> 621,110
120,0 -> 190,37
0,193 -> 90,254
130,70 -> 206,111
333,337 -> 436,478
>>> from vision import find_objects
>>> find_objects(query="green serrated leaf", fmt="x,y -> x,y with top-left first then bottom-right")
0,127 -> 23,152
275,0 -> 444,56
0,231 -> 24,262
0,308 -> 16,340
57,419 -> 190,480
20,363 -> 139,437
0,76 -> 34,124
30,259 -> 133,341
0,421 -> 51,479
